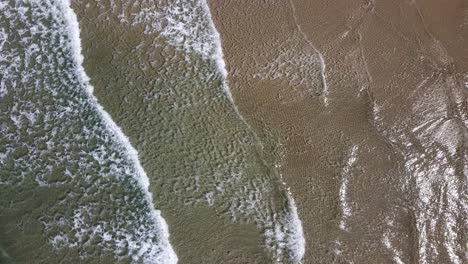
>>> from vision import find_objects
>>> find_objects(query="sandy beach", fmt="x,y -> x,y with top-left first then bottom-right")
208,0 -> 467,263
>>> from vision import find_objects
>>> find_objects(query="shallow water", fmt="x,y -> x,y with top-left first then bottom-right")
0,1 -> 175,263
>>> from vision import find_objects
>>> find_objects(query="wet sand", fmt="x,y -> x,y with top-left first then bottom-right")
70,0 -> 467,263
208,0 -> 467,263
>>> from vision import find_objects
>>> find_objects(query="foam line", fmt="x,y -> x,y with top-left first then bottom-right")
59,1 -> 177,263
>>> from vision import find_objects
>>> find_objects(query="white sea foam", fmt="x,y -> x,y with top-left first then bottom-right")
339,145 -> 358,231
198,0 -> 237,109
280,195 -> 306,263
54,1 -> 178,263
126,1 -> 232,106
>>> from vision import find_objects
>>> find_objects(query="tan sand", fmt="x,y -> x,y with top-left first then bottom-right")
208,0 -> 467,263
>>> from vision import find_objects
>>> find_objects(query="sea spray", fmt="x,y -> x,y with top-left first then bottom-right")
0,0 -> 177,262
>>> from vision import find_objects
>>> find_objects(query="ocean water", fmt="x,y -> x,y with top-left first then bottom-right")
0,0 -> 176,263
1,0 -> 305,263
